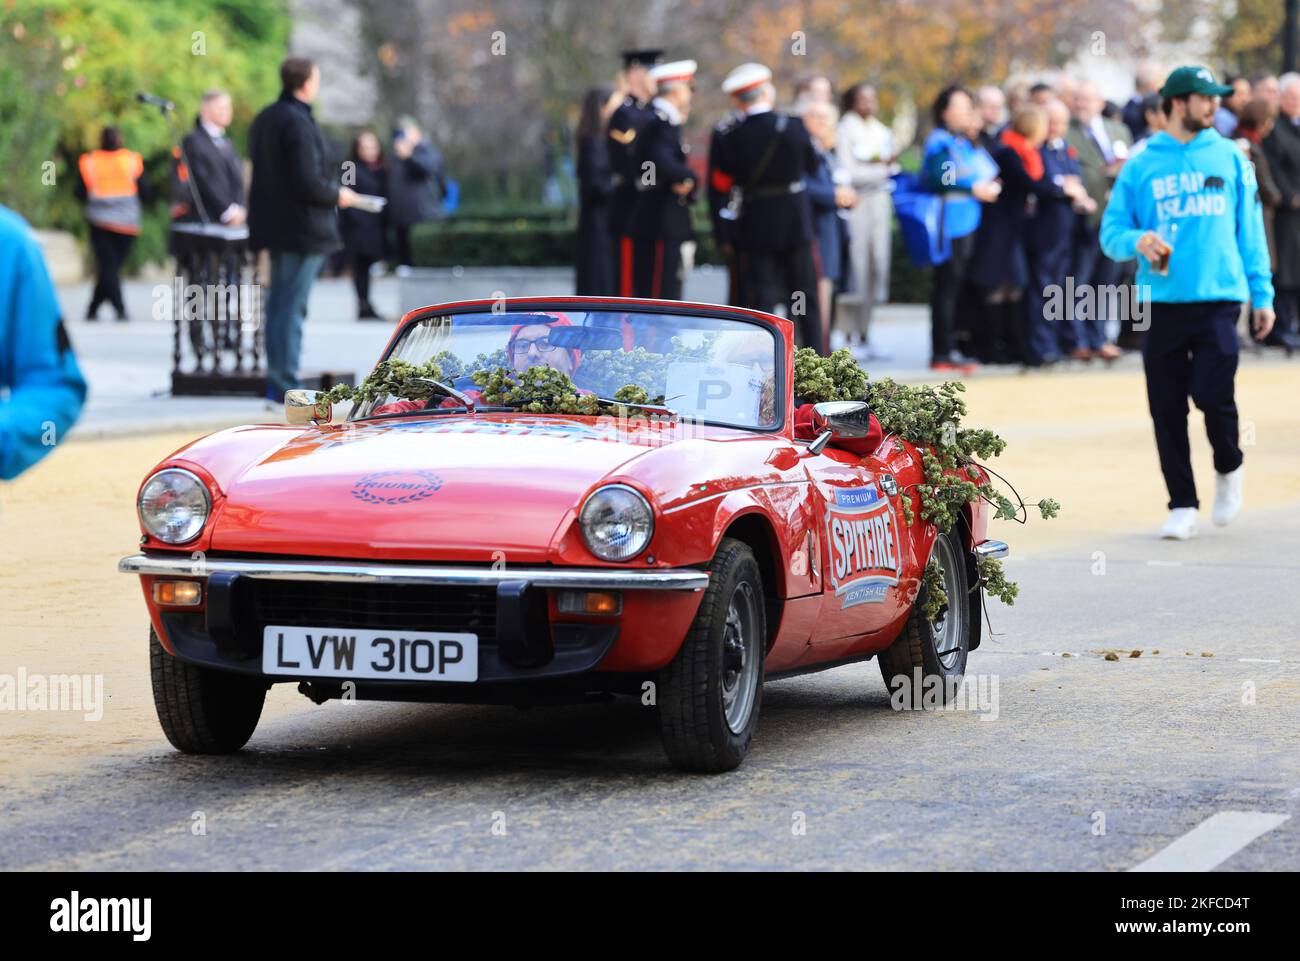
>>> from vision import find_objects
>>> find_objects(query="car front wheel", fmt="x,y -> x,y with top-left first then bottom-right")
878,526 -> 971,708
657,537 -> 765,773
150,629 -> 267,753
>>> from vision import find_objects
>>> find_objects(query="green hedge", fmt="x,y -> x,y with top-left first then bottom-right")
411,219 -> 933,303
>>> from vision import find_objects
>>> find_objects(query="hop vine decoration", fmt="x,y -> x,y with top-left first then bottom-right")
919,560 -> 948,622
321,349 -> 668,419
793,347 -> 870,402
976,556 -> 1018,607
793,347 -> 1057,609
470,366 -> 669,417
322,353 -> 460,407
472,365 -> 603,414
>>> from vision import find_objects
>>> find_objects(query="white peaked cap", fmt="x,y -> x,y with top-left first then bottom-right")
722,62 -> 772,95
650,60 -> 697,85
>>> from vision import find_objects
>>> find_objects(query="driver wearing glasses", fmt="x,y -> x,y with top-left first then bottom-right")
506,315 -> 582,377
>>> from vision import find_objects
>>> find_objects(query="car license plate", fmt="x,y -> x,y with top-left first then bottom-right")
262,626 -> 478,682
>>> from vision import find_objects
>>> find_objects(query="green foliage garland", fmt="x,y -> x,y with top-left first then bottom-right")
322,356 -> 454,407
794,348 -> 1059,610
322,350 -> 666,418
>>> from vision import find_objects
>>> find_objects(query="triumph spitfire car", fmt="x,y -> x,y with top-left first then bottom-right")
120,297 -> 1008,772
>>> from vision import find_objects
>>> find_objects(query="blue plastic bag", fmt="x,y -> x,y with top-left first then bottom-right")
891,171 -> 950,267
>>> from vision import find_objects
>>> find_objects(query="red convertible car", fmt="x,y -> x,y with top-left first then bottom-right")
120,297 -> 1007,772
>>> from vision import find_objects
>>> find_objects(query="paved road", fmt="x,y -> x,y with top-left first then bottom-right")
3,505 -> 1295,871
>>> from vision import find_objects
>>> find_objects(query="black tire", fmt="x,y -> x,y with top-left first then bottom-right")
658,537 -> 766,773
150,629 -> 267,753
878,527 -> 971,708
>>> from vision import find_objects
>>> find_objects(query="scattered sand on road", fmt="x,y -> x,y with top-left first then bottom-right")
2,361 -> 1297,785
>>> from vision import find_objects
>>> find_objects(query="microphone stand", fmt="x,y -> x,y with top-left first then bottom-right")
146,99 -> 213,226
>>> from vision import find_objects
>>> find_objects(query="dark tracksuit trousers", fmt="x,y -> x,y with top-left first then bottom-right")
1143,301 -> 1243,510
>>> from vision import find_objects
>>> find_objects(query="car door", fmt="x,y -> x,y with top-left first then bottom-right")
804,440 -> 917,646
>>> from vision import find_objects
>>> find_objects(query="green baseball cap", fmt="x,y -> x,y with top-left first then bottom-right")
1159,65 -> 1233,98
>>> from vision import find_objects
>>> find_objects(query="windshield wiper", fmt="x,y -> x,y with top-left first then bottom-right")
417,377 -> 476,412
369,404 -> 514,420
595,397 -> 679,416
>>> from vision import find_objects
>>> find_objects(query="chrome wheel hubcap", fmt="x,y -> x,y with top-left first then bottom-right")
721,581 -> 760,734
929,536 -> 966,671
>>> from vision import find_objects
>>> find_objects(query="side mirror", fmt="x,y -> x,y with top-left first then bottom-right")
807,400 -> 871,455
285,389 -> 332,426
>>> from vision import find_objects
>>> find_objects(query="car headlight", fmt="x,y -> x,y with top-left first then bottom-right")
580,484 -> 654,562
139,468 -> 211,544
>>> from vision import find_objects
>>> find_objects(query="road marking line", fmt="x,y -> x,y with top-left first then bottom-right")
1146,560 -> 1183,567
1130,811 -> 1291,872
1238,658 -> 1281,663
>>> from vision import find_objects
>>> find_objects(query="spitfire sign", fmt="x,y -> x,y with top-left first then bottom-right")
826,484 -> 901,608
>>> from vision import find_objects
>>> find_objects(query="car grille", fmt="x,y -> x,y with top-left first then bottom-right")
241,579 -> 498,644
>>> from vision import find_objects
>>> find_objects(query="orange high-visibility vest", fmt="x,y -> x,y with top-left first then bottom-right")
79,149 -> 144,235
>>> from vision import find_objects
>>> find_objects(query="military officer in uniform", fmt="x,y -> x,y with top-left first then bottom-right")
710,63 -> 824,352
607,49 -> 663,296
627,60 -> 698,300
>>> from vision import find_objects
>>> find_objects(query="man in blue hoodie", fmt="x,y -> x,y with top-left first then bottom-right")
1101,66 -> 1275,541
0,204 -> 87,481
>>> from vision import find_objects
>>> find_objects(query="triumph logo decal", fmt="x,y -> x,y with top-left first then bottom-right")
352,470 -> 444,505
826,484 -> 900,608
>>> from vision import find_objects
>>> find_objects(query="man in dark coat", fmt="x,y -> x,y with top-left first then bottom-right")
387,118 -> 445,271
248,56 -> 358,401
171,89 -> 248,357
711,63 -> 823,351
172,90 -> 246,226
1261,75 -> 1300,350
627,60 -> 697,301
607,49 -> 663,296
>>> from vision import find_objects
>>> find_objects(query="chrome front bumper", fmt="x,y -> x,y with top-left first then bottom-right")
118,554 -> 710,591
973,540 -> 1010,560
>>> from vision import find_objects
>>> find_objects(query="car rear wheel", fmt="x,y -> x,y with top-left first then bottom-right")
658,537 -> 765,773
878,527 -> 971,707
150,629 -> 267,753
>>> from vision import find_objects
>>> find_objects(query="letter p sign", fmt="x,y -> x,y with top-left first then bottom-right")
697,379 -> 731,409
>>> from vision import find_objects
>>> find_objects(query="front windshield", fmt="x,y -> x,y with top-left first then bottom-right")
351,309 -> 782,430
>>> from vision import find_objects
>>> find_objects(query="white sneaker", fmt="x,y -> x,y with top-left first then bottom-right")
1212,465 -> 1244,526
1159,507 -> 1198,540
